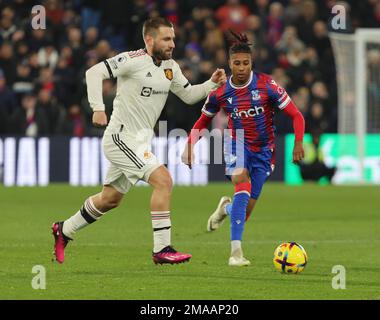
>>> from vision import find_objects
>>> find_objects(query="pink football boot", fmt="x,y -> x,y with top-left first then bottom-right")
52,222 -> 71,264
152,246 -> 192,264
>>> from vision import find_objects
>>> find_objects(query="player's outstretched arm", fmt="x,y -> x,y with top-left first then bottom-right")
181,113 -> 213,169
171,65 -> 226,105
282,101 -> 305,164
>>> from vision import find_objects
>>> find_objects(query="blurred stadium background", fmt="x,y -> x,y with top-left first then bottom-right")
0,0 -> 379,187
1,0 -> 380,301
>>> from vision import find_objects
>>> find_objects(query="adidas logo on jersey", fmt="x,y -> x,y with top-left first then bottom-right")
146,72 -> 152,77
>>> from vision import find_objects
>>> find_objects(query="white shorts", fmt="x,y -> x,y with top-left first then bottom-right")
102,132 -> 161,194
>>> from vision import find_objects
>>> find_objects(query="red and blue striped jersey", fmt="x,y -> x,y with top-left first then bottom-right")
201,71 -> 291,152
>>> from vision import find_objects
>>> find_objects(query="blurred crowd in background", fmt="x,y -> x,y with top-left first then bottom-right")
0,0 -> 379,137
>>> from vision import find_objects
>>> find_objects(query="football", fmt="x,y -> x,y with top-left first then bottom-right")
273,242 -> 308,274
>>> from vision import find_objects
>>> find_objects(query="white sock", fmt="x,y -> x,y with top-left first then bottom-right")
62,197 -> 104,239
231,240 -> 242,257
151,211 -> 171,253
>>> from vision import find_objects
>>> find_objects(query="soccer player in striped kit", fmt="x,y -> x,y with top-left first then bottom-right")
52,17 -> 227,264
182,31 -> 305,266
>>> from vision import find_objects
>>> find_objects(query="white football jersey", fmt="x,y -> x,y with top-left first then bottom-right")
101,49 -> 203,139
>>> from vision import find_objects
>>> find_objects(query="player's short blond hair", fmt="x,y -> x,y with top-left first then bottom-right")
142,17 -> 173,39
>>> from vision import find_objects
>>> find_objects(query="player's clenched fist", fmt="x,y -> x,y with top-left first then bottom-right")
181,144 -> 194,169
211,68 -> 227,86
92,111 -> 108,127
292,141 -> 305,164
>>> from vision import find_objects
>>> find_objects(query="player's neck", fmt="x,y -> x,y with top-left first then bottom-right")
231,72 -> 252,87
145,47 -> 162,66
231,78 -> 249,86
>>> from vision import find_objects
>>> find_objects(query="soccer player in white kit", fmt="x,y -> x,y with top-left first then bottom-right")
52,17 -> 227,264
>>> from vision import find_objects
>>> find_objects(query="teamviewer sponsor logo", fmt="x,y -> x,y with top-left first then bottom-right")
140,87 -> 169,97
141,87 -> 152,97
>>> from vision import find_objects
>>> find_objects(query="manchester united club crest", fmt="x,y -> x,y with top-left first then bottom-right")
164,69 -> 173,81
144,151 -> 152,159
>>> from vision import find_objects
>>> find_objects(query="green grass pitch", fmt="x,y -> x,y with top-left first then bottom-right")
0,183 -> 379,300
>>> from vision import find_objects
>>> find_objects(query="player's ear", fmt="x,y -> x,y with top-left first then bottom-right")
144,34 -> 154,47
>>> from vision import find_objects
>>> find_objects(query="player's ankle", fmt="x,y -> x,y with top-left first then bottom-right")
231,241 -> 243,258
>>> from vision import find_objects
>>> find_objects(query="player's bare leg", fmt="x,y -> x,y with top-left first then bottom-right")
227,168 -> 251,267
52,185 -> 123,263
91,185 -> 124,212
148,165 -> 191,264
245,198 -> 257,222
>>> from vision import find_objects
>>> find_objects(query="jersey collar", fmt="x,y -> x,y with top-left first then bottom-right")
144,48 -> 162,67
229,71 -> 253,89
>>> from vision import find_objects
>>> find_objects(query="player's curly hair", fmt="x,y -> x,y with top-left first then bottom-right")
228,29 -> 252,56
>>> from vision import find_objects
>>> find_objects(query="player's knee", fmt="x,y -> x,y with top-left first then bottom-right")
231,169 -> 250,185
155,175 -> 173,193
149,166 -> 173,194
163,176 -> 173,193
